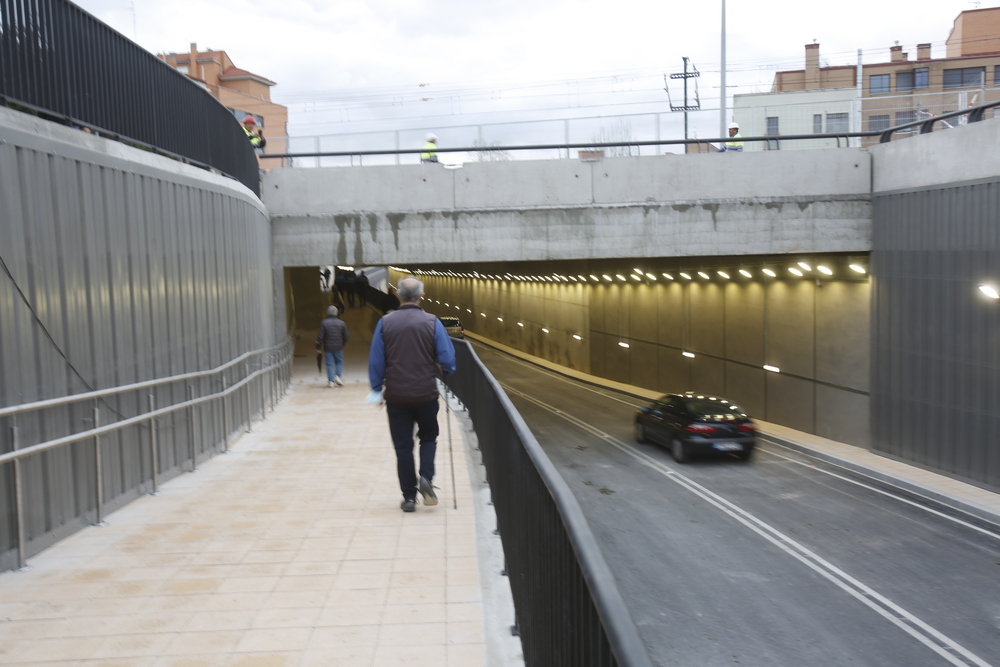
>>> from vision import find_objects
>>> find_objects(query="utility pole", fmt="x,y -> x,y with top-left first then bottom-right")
720,0 -> 727,140
666,58 -> 701,142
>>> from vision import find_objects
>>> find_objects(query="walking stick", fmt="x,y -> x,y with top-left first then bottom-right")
446,390 -> 457,510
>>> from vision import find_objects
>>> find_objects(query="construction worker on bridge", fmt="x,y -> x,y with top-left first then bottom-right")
420,133 -> 439,163
718,122 -> 743,152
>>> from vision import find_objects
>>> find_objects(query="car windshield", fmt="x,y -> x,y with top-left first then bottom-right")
439,318 -> 460,327
685,399 -> 746,419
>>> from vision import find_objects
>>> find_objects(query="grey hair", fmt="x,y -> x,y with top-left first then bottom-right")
397,276 -> 424,303
327,305 -> 338,317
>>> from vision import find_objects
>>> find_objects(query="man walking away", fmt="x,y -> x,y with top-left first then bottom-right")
368,276 -> 456,512
357,271 -> 370,306
317,306 -> 349,387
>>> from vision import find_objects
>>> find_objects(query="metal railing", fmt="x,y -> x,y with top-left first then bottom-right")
268,99 -> 1000,166
444,341 -> 654,667
0,0 -> 260,195
0,340 -> 293,571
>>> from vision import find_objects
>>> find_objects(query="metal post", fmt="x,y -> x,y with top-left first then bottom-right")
245,362 -> 253,433
720,0 -> 727,140
94,405 -> 104,525
222,377 -> 230,453
188,385 -> 197,471
149,394 -> 159,494
260,365 -> 268,421
11,416 -> 27,569
563,120 -> 569,159
395,130 -> 400,166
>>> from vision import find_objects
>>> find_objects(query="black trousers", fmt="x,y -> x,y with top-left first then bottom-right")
386,400 -> 439,500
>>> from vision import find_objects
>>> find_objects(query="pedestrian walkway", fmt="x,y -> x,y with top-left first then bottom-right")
0,306 -> 517,667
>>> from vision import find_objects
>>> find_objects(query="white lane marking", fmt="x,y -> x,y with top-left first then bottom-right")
481,343 -> 1000,542
505,384 -> 993,667
760,440 -> 1000,542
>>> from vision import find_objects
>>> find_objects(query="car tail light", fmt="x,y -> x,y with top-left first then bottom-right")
686,423 -> 717,435
737,423 -> 757,433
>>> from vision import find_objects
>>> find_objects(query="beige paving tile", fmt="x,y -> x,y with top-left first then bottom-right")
377,621 -> 448,647
372,644 -> 447,666
299,648 -> 376,666
306,625 -> 381,649
234,627 -> 311,653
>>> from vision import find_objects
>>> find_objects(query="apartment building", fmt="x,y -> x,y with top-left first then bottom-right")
160,44 -> 288,165
738,7 -> 1000,150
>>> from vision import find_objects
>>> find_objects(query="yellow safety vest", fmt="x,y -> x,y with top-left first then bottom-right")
725,133 -> 744,150
244,125 -> 263,148
420,141 -> 438,161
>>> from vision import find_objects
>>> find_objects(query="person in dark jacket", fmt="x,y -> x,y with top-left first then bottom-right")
368,276 -> 456,512
317,306 -> 349,387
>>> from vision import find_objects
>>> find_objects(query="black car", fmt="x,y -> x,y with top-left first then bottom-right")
635,393 -> 757,462
439,316 -> 464,339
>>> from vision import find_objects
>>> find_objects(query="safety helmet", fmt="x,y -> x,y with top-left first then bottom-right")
728,122 -> 739,131
243,115 -> 256,125
425,133 -> 437,142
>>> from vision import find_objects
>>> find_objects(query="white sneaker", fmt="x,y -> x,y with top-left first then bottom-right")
335,376 -> 344,386
327,380 -> 334,388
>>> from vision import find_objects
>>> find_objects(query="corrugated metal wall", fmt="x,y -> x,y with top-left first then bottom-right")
0,112 -> 279,569
872,178 -> 1000,490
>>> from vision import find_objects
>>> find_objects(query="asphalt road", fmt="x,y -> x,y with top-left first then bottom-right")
470,341 -> 1000,667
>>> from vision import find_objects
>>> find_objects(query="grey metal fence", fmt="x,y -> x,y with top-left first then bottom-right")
0,341 -> 293,572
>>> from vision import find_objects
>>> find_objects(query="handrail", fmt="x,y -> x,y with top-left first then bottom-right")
0,339 -> 290,419
264,99 -> 1000,160
445,340 -> 654,666
0,352 -> 287,466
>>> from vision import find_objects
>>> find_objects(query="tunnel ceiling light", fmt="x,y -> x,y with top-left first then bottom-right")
542,328 -> 549,333
817,265 -> 833,275
645,273 -> 657,280
578,275 -> 586,281
850,264 -> 867,274
979,284 -> 1000,299
789,268 -> 803,277
663,273 -> 674,280
634,268 -> 643,273
616,274 -> 627,281
466,308 -> 472,313
762,268 -> 776,277
631,274 -> 641,281
497,317 -> 503,322
573,334 -> 582,340
603,275 -> 612,281
739,269 -> 752,278
680,272 -> 692,280
682,351 -> 695,358
698,271 -> 710,279
455,305 -> 460,309
718,271 -> 730,279
517,322 -> 524,327
619,342 -> 630,348
764,365 -> 780,373
480,312 -> 486,317
590,275 -> 599,281
798,262 -> 812,271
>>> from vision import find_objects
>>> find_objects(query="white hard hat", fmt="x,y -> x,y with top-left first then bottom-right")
425,133 -> 438,142
728,122 -> 740,131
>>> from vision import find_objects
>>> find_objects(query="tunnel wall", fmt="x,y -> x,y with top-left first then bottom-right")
870,118 -> 1000,490
412,269 -> 871,448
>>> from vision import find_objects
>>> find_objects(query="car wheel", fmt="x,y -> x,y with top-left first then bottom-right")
635,421 -> 647,443
671,439 -> 687,463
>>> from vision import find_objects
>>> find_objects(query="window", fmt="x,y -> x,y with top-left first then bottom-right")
813,114 -> 823,134
943,67 -> 985,89
766,116 -> 779,150
870,74 -> 890,94
897,71 -> 914,92
895,110 -> 917,133
995,66 -> 1000,85
826,113 -> 849,133
915,67 -> 929,89
869,115 -> 890,132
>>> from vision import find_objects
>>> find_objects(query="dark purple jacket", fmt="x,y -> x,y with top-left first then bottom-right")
379,305 -> 440,406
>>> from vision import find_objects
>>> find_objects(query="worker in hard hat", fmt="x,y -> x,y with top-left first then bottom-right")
718,122 -> 743,152
420,133 -> 439,163
243,115 -> 266,154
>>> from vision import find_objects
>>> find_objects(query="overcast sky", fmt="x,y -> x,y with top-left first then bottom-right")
73,0 -> 996,145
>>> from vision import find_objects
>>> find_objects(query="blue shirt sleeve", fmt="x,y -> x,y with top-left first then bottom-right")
434,319 -> 457,375
368,319 -> 386,390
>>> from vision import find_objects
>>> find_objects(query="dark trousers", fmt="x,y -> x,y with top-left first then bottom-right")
386,401 -> 439,500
